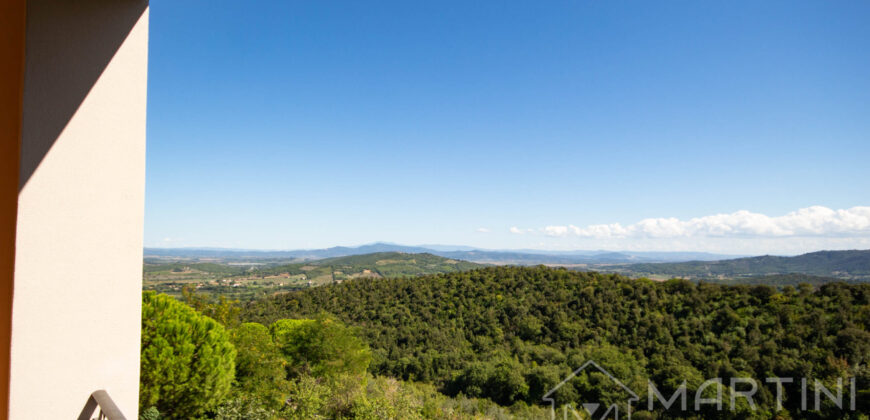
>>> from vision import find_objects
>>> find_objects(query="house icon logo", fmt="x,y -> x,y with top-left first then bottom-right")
542,360 -> 640,420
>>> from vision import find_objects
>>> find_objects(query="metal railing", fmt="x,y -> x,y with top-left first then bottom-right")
77,390 -> 127,420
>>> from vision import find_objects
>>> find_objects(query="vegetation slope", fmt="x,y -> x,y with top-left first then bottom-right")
243,266 -> 870,419
617,249 -> 870,280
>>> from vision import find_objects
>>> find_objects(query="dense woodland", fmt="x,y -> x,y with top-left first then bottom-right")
140,265 -> 870,419
242,266 -> 870,419
140,286 -> 547,419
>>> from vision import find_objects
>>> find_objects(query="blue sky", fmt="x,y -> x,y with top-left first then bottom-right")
145,1 -> 870,254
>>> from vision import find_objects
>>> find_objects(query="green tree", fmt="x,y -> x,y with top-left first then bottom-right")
270,314 -> 372,378
140,292 -> 236,419
229,322 -> 289,409
448,355 -> 529,405
485,356 -> 530,405
282,374 -> 330,420
182,286 -> 241,327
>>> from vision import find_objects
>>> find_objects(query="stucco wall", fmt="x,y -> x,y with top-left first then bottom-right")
9,0 -> 149,418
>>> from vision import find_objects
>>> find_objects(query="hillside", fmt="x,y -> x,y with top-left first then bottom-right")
143,252 -> 482,301
702,273 -> 847,287
323,252 -> 484,273
242,266 -> 870,418
617,249 -> 870,280
258,252 -> 483,280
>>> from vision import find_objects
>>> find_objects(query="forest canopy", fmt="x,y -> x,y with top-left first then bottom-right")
140,266 -> 869,419
242,266 -> 870,419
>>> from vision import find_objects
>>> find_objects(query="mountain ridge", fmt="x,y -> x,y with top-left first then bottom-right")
144,242 -> 742,264
616,249 -> 870,280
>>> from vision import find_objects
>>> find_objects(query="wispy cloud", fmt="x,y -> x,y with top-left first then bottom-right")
476,227 -> 491,233
539,206 -> 870,239
510,226 -> 535,235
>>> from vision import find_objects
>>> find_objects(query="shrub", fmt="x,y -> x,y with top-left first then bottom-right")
214,396 -> 275,420
138,406 -> 161,420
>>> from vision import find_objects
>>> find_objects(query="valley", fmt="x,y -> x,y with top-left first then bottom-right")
145,247 -> 870,303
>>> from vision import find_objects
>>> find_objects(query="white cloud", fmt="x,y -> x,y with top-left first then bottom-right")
543,225 -> 569,236
510,227 -> 535,235
476,227 -> 491,233
538,206 -> 870,239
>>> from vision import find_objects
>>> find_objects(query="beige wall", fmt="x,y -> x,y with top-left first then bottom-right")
9,0 -> 149,418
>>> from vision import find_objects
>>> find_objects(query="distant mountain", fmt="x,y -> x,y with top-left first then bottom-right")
143,246 -> 870,283
588,252 -> 639,263
609,251 -> 749,262
618,249 -> 870,280
144,243 -> 740,264
143,247 -> 299,259
292,244 -> 438,259
144,243 -> 438,260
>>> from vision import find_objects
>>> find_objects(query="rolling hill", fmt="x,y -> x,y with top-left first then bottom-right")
617,249 -> 870,280
144,252 -> 484,301
269,252 -> 483,279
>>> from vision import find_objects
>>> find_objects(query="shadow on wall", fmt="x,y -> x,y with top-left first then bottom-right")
5,1 -> 147,418
19,0 -> 149,191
